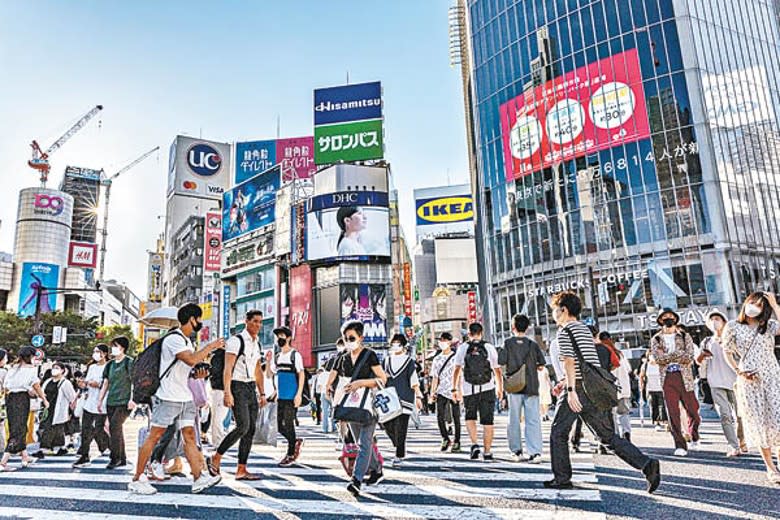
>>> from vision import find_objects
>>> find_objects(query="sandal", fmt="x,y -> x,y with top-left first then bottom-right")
0,463 -> 16,473
235,472 -> 262,481
767,471 -> 780,484
21,458 -> 35,468
205,456 -> 220,477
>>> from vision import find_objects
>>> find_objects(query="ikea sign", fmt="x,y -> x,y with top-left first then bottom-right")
416,196 -> 474,225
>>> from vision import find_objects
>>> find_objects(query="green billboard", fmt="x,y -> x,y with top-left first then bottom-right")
314,118 -> 384,165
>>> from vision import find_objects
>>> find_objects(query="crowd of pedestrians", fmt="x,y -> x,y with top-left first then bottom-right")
0,290 -> 779,497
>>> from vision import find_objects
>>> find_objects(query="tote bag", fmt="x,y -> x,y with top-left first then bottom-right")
373,386 -> 403,424
333,350 -> 375,425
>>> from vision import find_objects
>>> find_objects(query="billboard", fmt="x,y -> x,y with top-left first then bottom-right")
314,81 -> 382,126
306,191 -> 391,261
289,264 -> 313,367
222,165 -> 281,242
68,241 -> 98,268
340,284 -> 388,343
222,285 -> 231,339
235,137 -> 316,184
434,238 -> 478,284
702,65 -> 775,129
63,166 -> 102,180
500,48 -> 650,181
204,212 -> 222,271
414,184 -> 474,238
147,253 -> 163,303
18,262 -> 60,317
167,136 -> 231,200
314,119 -> 383,165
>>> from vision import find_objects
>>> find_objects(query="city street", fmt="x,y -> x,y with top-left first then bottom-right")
0,411 -> 776,519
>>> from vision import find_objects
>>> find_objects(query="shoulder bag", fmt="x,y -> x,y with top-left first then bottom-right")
563,327 -> 619,411
503,338 -> 528,394
333,350 -> 376,425
374,357 -> 404,423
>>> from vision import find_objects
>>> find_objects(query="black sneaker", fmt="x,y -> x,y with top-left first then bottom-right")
347,478 -> 361,497
31,450 -> 45,459
470,444 -> 481,460
106,461 -> 121,470
54,448 -> 69,456
483,452 -> 494,462
543,479 -> 574,489
364,470 -> 385,486
643,459 -> 661,494
72,456 -> 91,468
440,439 -> 451,452
451,442 -> 462,453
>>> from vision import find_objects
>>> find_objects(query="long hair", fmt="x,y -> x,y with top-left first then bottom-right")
336,206 -> 360,249
737,292 -> 773,334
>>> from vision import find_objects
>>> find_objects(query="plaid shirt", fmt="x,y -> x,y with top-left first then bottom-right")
649,330 -> 696,393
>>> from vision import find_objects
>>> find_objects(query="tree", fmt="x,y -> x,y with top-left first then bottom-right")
89,324 -> 141,357
0,311 -> 100,362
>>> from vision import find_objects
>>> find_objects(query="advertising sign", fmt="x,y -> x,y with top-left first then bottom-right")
702,65 -> 775,129
289,265 -> 313,367
500,49 -> 650,181
235,137 -> 315,184
147,253 -> 163,303
222,285 -> 231,339
314,81 -> 382,126
314,119 -> 383,165
18,262 -> 60,317
68,241 -> 98,268
204,212 -> 222,271
306,191 -> 390,262
235,140 -> 275,184
403,263 -> 412,316
222,165 -> 281,242
64,166 -> 102,181
467,291 -> 477,324
167,136 -> 231,200
414,184 -> 475,238
341,284 -> 388,343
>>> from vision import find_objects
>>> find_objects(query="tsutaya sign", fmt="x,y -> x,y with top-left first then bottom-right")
634,306 -> 729,330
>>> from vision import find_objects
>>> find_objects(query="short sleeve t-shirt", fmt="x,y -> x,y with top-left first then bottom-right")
431,350 -> 458,398
336,349 -> 380,380
454,341 -> 500,397
557,321 -> 601,381
2,365 -> 39,393
83,363 -> 108,414
155,331 -> 194,402
270,349 -> 305,374
102,357 -> 133,407
226,330 -> 261,383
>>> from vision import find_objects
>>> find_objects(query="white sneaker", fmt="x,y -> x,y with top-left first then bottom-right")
510,451 -> 524,462
192,473 -> 222,494
674,448 -> 688,457
148,462 -> 170,481
689,441 -> 701,451
128,476 -> 157,495
654,425 -> 665,432
391,457 -> 403,468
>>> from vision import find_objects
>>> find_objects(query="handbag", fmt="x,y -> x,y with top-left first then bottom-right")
373,386 -> 403,424
74,394 -> 86,419
503,338 -> 528,394
333,350 -> 375,425
254,401 -> 278,446
564,328 -> 619,411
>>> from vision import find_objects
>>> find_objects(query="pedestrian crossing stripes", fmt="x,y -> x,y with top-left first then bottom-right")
0,413 -> 607,519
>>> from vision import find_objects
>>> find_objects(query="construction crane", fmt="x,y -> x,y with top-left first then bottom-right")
28,105 -> 104,185
97,146 -> 160,281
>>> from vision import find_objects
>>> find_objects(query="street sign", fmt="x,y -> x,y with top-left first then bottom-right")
33,348 -> 44,366
31,334 -> 45,348
52,326 -> 62,344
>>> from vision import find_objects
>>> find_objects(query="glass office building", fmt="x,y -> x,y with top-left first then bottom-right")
465,0 -> 780,346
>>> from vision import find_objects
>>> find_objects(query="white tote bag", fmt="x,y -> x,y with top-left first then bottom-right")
373,386 -> 403,424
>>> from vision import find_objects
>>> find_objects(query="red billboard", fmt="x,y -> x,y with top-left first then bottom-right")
204,212 -> 222,271
68,241 -> 98,268
467,291 -> 477,324
500,49 -> 650,181
290,264 -> 313,367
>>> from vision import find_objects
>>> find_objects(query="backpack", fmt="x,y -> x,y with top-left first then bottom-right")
275,350 -> 311,406
209,334 -> 246,391
132,331 -> 184,405
563,327 -> 619,411
463,340 -> 493,386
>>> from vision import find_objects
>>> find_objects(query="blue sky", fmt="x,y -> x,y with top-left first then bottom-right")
0,1 -> 468,297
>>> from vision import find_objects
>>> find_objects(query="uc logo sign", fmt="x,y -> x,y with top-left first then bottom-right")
416,196 -> 474,223
187,144 -> 222,176
33,194 -> 65,216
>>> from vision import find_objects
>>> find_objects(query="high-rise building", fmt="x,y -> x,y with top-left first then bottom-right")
460,0 -> 780,348
60,166 -> 102,243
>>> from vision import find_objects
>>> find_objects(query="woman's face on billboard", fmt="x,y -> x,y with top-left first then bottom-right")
344,210 -> 366,233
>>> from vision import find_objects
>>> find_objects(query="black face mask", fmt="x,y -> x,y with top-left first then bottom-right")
277,338 -> 287,348
192,319 -> 203,332
662,318 -> 676,328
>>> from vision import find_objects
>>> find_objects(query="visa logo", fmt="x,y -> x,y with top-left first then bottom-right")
417,196 -> 474,223
207,185 -> 224,194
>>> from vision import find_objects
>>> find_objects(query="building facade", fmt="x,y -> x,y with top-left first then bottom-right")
168,215 -> 205,307
464,0 -> 780,346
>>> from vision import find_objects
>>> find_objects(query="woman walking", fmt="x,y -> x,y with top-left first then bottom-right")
1,346 -> 48,471
37,362 -> 76,456
722,292 -> 780,484
327,320 -> 387,498
382,334 -> 422,467
73,344 -> 110,468
98,337 -> 135,469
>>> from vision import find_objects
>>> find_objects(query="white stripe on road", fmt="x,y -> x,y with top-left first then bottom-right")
0,507 -> 172,520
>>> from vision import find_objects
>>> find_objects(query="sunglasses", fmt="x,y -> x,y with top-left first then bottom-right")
344,336 -> 359,342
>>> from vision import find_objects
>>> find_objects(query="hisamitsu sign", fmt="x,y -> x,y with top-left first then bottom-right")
314,81 -> 382,126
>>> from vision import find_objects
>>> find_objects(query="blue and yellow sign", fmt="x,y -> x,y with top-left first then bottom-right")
416,196 -> 474,226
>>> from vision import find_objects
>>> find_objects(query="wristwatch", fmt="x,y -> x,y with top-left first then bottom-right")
566,386 -> 574,392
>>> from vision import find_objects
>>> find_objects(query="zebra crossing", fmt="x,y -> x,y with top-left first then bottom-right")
0,413 -> 608,519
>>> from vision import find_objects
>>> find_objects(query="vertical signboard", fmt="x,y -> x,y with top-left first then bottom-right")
289,265 -> 313,367
18,263 -> 60,317
403,263 -> 412,316
467,291 -> 477,324
147,253 -> 163,303
340,284 -> 388,343
222,285 -> 231,339
204,212 -> 222,271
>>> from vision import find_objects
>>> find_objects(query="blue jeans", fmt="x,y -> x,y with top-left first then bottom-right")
321,396 -> 335,433
348,420 -> 380,483
507,393 -> 542,456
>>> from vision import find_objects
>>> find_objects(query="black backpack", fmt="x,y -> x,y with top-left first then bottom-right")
132,331 -> 184,405
463,340 -> 493,386
209,334 -> 245,391
275,350 -> 311,407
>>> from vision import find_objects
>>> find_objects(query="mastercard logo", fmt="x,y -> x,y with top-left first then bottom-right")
182,180 -> 198,190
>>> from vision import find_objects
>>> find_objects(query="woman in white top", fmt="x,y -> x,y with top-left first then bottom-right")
38,362 -> 77,456
73,344 -> 110,468
1,346 -> 48,471
382,334 -> 422,467
335,206 -> 368,257
641,355 -> 667,431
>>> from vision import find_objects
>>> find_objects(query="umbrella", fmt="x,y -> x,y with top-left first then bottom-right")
139,306 -> 179,329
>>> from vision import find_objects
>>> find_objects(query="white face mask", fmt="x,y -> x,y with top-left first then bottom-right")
345,341 -> 359,352
745,303 -> 762,318
51,368 -> 62,377
438,341 -> 450,350
92,352 -> 103,362
111,347 -> 121,357
552,307 -> 563,323
390,343 -> 403,354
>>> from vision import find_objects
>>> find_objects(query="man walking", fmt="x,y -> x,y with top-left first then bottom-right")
129,303 -> 224,495
268,326 -> 305,466
499,314 -> 546,463
207,310 -> 266,480
546,291 -> 660,494
430,332 -> 462,453
452,323 -> 502,461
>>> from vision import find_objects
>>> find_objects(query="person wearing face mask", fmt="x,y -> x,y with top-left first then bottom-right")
0,348 -> 8,454
696,311 -> 746,458
430,332 -> 462,453
97,337 -> 135,469
649,309 -> 701,457
73,344 -> 110,468
267,326 -> 305,467
38,363 -> 76,456
381,334 -> 422,467
721,292 -> 780,484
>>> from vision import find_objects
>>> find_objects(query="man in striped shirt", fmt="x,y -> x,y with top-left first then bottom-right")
545,291 -> 661,494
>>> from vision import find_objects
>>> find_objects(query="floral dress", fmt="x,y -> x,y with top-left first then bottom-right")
721,320 -> 780,449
